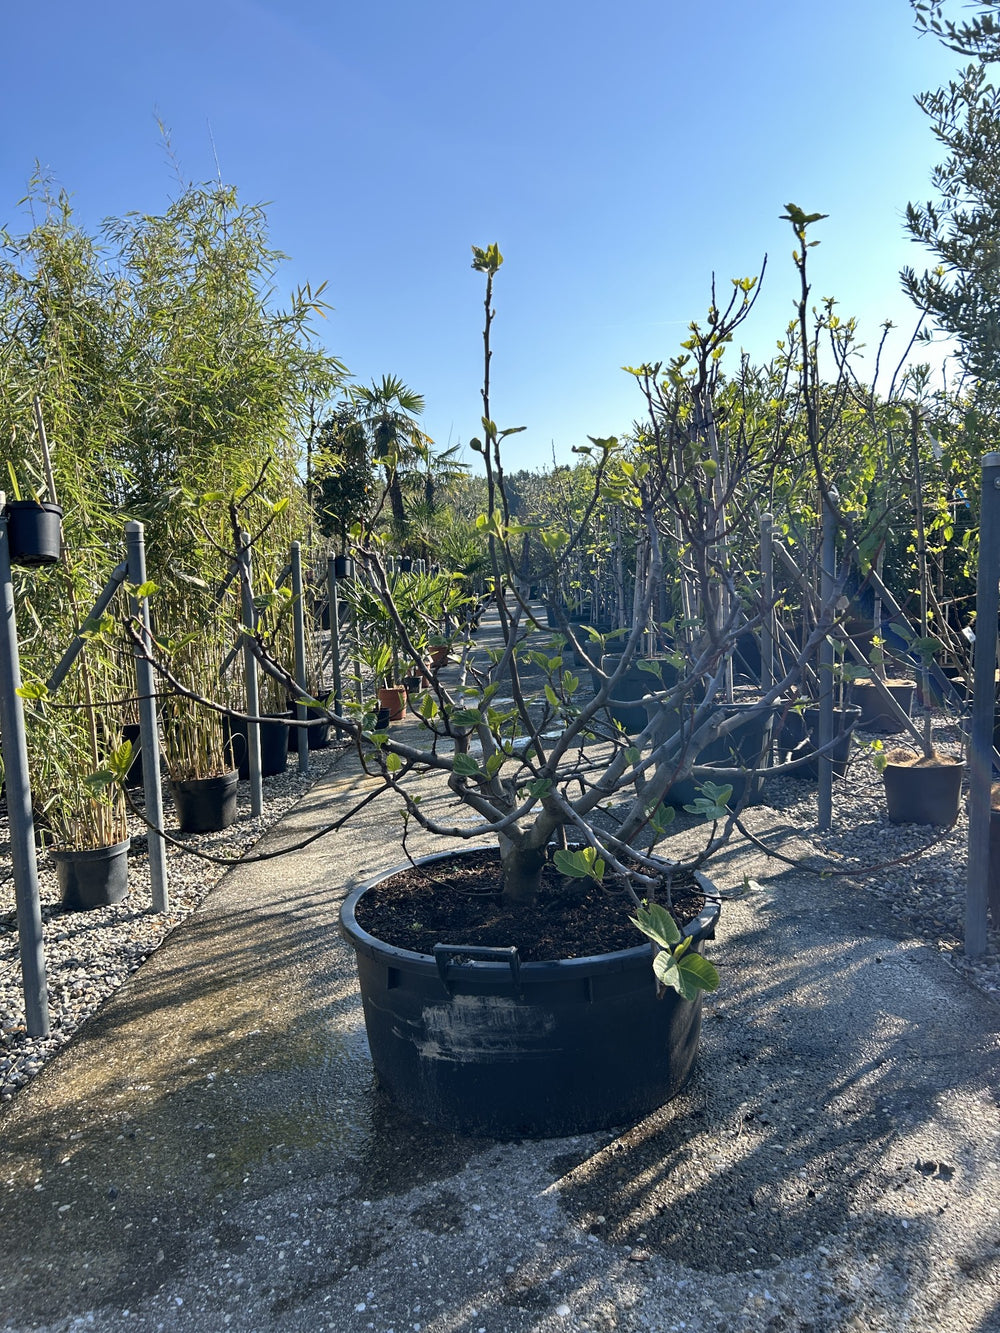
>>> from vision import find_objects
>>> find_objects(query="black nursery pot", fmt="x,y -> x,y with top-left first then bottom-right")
849,679 -> 915,735
120,723 -> 144,787
884,759 -> 964,826
340,850 -> 721,1139
4,501 -> 63,567
653,701 -> 778,809
794,704 -> 862,779
601,655 -> 679,735
172,772 -> 239,833
224,714 -> 290,780
52,838 -> 130,910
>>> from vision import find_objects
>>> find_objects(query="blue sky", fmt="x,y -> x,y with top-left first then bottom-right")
2,0 -> 961,471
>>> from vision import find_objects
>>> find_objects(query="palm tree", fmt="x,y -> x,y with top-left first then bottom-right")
350,374 -> 430,532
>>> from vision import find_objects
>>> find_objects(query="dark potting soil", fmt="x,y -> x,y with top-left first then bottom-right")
353,848 -> 706,961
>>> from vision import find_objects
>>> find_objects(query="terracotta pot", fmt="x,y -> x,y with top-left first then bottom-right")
377,686 -> 407,721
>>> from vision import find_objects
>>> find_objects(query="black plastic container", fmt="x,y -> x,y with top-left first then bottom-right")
651,701 -> 777,808
778,704 -> 862,779
172,772 -> 239,833
4,500 -> 63,567
52,838 -> 130,909
121,723 -> 144,787
340,851 -> 720,1138
224,714 -> 289,780
883,759 -> 963,826
601,655 -> 678,735
849,679 -> 914,734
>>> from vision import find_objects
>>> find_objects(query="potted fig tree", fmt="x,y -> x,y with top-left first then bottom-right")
879,407 -> 964,826
135,231 -> 864,1140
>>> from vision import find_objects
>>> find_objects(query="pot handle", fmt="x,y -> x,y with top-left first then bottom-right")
433,943 -> 521,995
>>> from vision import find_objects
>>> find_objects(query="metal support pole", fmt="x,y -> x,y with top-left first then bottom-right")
46,560 -> 128,695
0,507 -> 49,1036
290,542 -> 309,775
817,492 -> 838,832
966,452 -> 1000,958
327,555 -> 344,716
760,512 -> 775,693
125,522 -> 168,912
238,532 -> 264,817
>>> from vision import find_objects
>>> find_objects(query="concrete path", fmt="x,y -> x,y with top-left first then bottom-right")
1,720 -> 999,1331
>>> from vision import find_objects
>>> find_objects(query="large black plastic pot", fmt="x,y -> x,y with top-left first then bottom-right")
883,758 -> 963,826
849,679 -> 914,734
601,655 -> 678,735
286,705 -> 332,752
649,701 -> 778,809
4,500 -> 63,567
340,850 -> 721,1138
224,714 -> 289,780
788,704 -> 862,779
172,771 -> 239,833
52,838 -> 130,909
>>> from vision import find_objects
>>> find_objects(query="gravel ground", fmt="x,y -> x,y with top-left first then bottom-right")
0,742 -> 346,1105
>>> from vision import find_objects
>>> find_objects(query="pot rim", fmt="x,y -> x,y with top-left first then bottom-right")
340,844 -> 721,977
4,499 -> 64,515
171,769 -> 240,789
50,836 -> 131,861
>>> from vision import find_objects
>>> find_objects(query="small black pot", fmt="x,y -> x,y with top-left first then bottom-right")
52,838 -> 130,910
883,759 -> 963,826
287,704 -> 332,751
334,554 -> 353,580
798,704 -> 862,779
224,714 -> 290,780
4,500 -> 63,567
172,771 -> 239,833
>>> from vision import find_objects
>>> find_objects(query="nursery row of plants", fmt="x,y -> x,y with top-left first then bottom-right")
0,179 -> 991,891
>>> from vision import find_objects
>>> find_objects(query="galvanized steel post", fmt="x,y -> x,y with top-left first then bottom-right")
290,542 -> 309,774
238,532 -> 264,817
966,452 -> 1000,958
0,504 -> 49,1036
125,522 -> 168,912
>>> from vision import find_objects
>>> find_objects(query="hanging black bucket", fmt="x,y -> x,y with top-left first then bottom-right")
334,554 -> 353,580
4,501 -> 63,567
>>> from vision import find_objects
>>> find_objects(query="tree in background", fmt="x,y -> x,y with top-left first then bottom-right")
350,374 -> 430,533
312,402 -> 375,551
